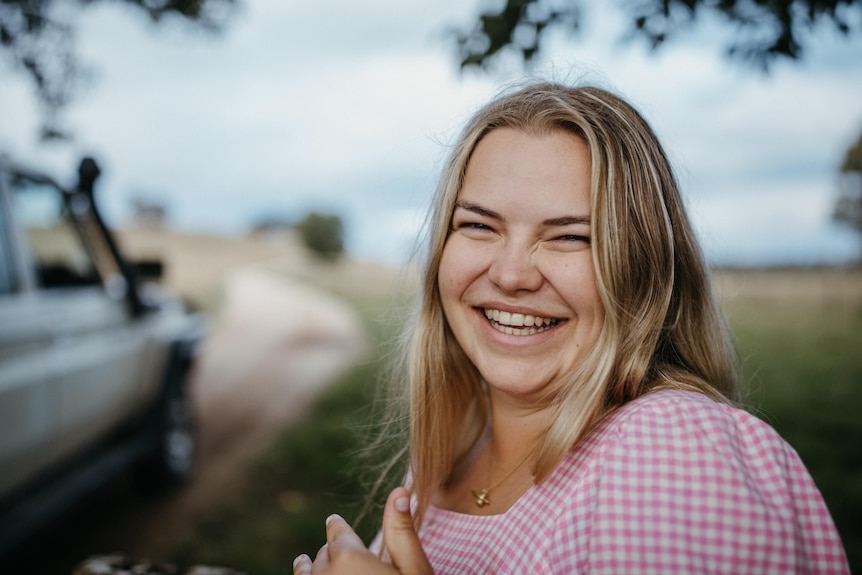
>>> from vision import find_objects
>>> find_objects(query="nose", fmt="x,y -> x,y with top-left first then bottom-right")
487,240 -> 543,293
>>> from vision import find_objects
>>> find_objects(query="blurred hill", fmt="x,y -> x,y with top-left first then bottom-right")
115,227 -> 412,313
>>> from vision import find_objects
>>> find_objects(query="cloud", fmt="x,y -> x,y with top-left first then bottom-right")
691,180 -> 859,265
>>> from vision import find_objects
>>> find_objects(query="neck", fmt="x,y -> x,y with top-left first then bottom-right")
486,387 -> 553,465
459,394 -> 550,512
434,387 -> 557,514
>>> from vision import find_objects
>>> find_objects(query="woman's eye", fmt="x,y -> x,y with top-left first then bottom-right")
457,222 -> 492,232
559,234 -> 590,244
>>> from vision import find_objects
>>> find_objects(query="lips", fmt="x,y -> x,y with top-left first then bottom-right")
483,308 -> 560,335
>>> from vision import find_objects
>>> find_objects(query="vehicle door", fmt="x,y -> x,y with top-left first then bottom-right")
0,173 -> 58,500
5,174 -> 150,473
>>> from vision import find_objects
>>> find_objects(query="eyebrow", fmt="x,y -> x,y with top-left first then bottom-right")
455,201 -> 502,221
454,201 -> 591,227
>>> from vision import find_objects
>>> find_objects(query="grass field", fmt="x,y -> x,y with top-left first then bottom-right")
717,267 -> 862,568
163,262 -> 861,574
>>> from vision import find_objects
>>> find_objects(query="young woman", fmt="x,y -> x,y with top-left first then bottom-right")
293,82 -> 849,574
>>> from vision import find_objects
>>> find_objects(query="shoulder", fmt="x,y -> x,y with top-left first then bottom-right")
601,389 -> 789,466
547,389 -> 849,573
584,389 -> 818,516
554,389 -> 792,485
608,387 -> 770,437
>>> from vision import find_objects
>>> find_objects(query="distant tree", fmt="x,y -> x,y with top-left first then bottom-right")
455,0 -> 861,72
249,215 -> 294,235
0,0 -> 236,140
130,195 -> 168,229
297,212 -> 344,262
834,130 -> 862,259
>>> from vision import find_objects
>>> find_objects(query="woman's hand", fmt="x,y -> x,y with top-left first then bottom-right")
293,487 -> 433,575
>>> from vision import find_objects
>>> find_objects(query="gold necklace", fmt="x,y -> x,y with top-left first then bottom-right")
470,453 -> 532,508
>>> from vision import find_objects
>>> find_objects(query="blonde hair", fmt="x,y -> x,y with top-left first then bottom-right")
394,82 -> 739,529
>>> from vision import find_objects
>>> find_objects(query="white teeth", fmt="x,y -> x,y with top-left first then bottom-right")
483,308 -> 558,334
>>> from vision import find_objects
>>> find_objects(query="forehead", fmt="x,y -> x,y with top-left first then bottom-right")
459,127 -> 592,216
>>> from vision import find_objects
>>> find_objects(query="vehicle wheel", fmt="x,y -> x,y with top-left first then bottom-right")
136,385 -> 196,490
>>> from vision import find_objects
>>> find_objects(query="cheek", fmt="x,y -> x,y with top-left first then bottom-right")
584,270 -> 605,320
437,240 -> 471,303
582,285 -> 606,333
552,260 -> 604,320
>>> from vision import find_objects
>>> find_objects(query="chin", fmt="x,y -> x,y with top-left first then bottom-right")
481,369 -> 555,398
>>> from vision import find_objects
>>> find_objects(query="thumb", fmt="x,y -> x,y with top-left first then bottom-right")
382,487 -> 432,575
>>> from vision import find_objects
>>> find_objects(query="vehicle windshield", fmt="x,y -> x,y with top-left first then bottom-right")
10,175 -> 107,290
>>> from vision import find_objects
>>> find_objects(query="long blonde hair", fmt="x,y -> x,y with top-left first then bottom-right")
394,82 -> 739,529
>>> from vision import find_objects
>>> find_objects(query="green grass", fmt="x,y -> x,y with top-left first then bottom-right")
170,269 -> 861,573
169,356 -> 400,574
725,292 -> 862,570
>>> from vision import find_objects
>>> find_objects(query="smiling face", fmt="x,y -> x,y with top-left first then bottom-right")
437,127 -> 605,402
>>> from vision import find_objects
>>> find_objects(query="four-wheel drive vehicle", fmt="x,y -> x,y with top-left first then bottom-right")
0,157 -> 204,556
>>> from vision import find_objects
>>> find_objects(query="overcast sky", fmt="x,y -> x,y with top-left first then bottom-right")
1,0 -> 861,266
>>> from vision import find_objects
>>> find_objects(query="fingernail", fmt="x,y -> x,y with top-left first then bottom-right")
326,513 -> 342,526
395,496 -> 409,513
293,554 -> 310,574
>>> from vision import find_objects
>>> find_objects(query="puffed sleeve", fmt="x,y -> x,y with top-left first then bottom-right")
554,391 -> 849,574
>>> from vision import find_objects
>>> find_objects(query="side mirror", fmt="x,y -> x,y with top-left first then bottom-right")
133,259 -> 164,280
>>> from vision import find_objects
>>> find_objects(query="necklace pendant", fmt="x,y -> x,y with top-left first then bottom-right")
471,488 -> 490,508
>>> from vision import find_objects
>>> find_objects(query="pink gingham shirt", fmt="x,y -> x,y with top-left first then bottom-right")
416,389 -> 849,574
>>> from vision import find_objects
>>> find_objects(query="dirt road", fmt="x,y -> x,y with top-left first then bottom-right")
142,268 -> 369,554
3,268 -> 368,574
